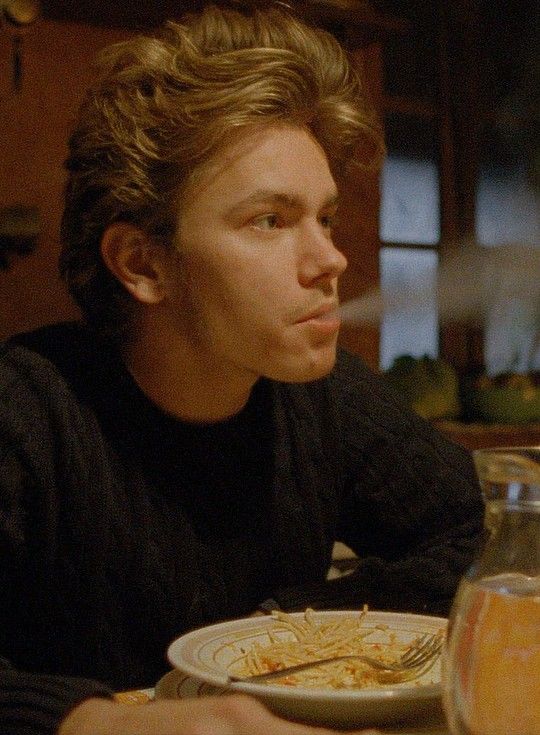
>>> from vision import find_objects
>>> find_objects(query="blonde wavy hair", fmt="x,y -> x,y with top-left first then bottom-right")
60,3 -> 384,344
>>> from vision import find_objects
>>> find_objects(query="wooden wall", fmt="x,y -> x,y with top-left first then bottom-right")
0,19 -> 382,369
0,19 -> 129,340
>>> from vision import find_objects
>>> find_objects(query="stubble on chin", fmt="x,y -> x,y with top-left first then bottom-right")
281,342 -> 338,384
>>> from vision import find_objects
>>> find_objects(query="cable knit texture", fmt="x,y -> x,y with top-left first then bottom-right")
0,322 -> 484,734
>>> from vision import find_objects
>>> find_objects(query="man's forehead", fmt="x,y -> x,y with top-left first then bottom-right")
182,124 -> 337,208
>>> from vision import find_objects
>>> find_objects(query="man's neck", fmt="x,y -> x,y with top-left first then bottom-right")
123,330 -> 257,424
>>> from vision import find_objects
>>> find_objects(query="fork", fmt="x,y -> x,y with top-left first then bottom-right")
227,632 -> 444,684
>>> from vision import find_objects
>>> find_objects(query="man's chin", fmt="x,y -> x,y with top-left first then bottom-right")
279,348 -> 337,384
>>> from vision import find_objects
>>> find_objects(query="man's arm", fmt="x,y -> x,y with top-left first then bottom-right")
58,695 -> 382,735
334,426 -> 483,615
270,350 -> 484,616
0,659 -> 381,735
0,663 -> 114,735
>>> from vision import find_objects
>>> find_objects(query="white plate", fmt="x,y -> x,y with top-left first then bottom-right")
166,610 -> 446,728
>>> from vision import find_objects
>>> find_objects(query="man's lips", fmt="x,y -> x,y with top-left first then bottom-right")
296,303 -> 340,323
294,303 -> 342,338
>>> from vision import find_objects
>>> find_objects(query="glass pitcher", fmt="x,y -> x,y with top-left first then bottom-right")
443,446 -> 540,735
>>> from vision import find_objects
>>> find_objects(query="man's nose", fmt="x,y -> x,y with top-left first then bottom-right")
298,224 -> 348,286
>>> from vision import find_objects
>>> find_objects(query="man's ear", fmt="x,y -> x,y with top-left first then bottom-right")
100,223 -> 167,305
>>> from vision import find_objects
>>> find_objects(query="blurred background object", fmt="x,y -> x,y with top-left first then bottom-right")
342,243 -> 540,375
384,354 -> 461,420
1,0 -> 41,90
0,204 -> 40,269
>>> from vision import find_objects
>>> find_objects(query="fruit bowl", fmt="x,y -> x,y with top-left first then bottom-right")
464,373 -> 540,424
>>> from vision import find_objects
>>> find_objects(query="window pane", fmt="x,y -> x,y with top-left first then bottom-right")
379,247 -> 439,370
476,124 -> 540,247
380,115 -> 440,244
482,245 -> 540,374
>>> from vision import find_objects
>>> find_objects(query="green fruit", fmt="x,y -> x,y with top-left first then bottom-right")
384,355 -> 461,420
468,383 -> 540,423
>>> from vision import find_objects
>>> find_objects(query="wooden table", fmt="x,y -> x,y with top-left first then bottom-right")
434,419 -> 540,450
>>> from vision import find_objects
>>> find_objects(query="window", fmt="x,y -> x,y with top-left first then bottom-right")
379,114 -> 440,369
379,247 -> 438,369
380,116 -> 440,245
376,2 -> 441,369
376,0 -> 539,375
477,123 -> 539,248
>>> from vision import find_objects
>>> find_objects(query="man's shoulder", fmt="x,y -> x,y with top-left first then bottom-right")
268,350 -> 382,435
333,348 -> 378,382
283,348 -> 417,437
271,349 -> 380,406
307,348 -> 382,398
0,323 -> 113,463
0,321 -> 92,403
6,320 -> 89,361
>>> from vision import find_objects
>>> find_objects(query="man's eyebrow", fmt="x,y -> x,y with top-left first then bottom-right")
227,189 -> 340,212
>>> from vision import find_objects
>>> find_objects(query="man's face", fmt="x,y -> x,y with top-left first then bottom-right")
166,124 -> 347,384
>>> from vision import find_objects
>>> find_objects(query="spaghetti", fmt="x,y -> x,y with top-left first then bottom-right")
232,607 -> 428,689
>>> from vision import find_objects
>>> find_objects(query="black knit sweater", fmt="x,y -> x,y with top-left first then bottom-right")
0,322 -> 484,734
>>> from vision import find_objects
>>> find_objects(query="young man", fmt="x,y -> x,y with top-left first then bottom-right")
0,4 -> 483,734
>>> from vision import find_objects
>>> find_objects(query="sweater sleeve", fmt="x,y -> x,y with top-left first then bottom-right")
272,350 -> 485,617
0,348 -> 114,735
0,664 -> 113,735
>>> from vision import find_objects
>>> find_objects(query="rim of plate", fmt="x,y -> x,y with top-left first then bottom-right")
167,610 -> 446,702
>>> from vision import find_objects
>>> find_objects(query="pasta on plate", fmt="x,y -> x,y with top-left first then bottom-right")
231,607 -> 440,690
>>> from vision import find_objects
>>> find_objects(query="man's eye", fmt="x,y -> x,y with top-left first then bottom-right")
253,214 -> 279,230
320,213 -> 334,229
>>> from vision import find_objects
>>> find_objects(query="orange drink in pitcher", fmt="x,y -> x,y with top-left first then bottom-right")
444,573 -> 540,735
443,447 -> 540,735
